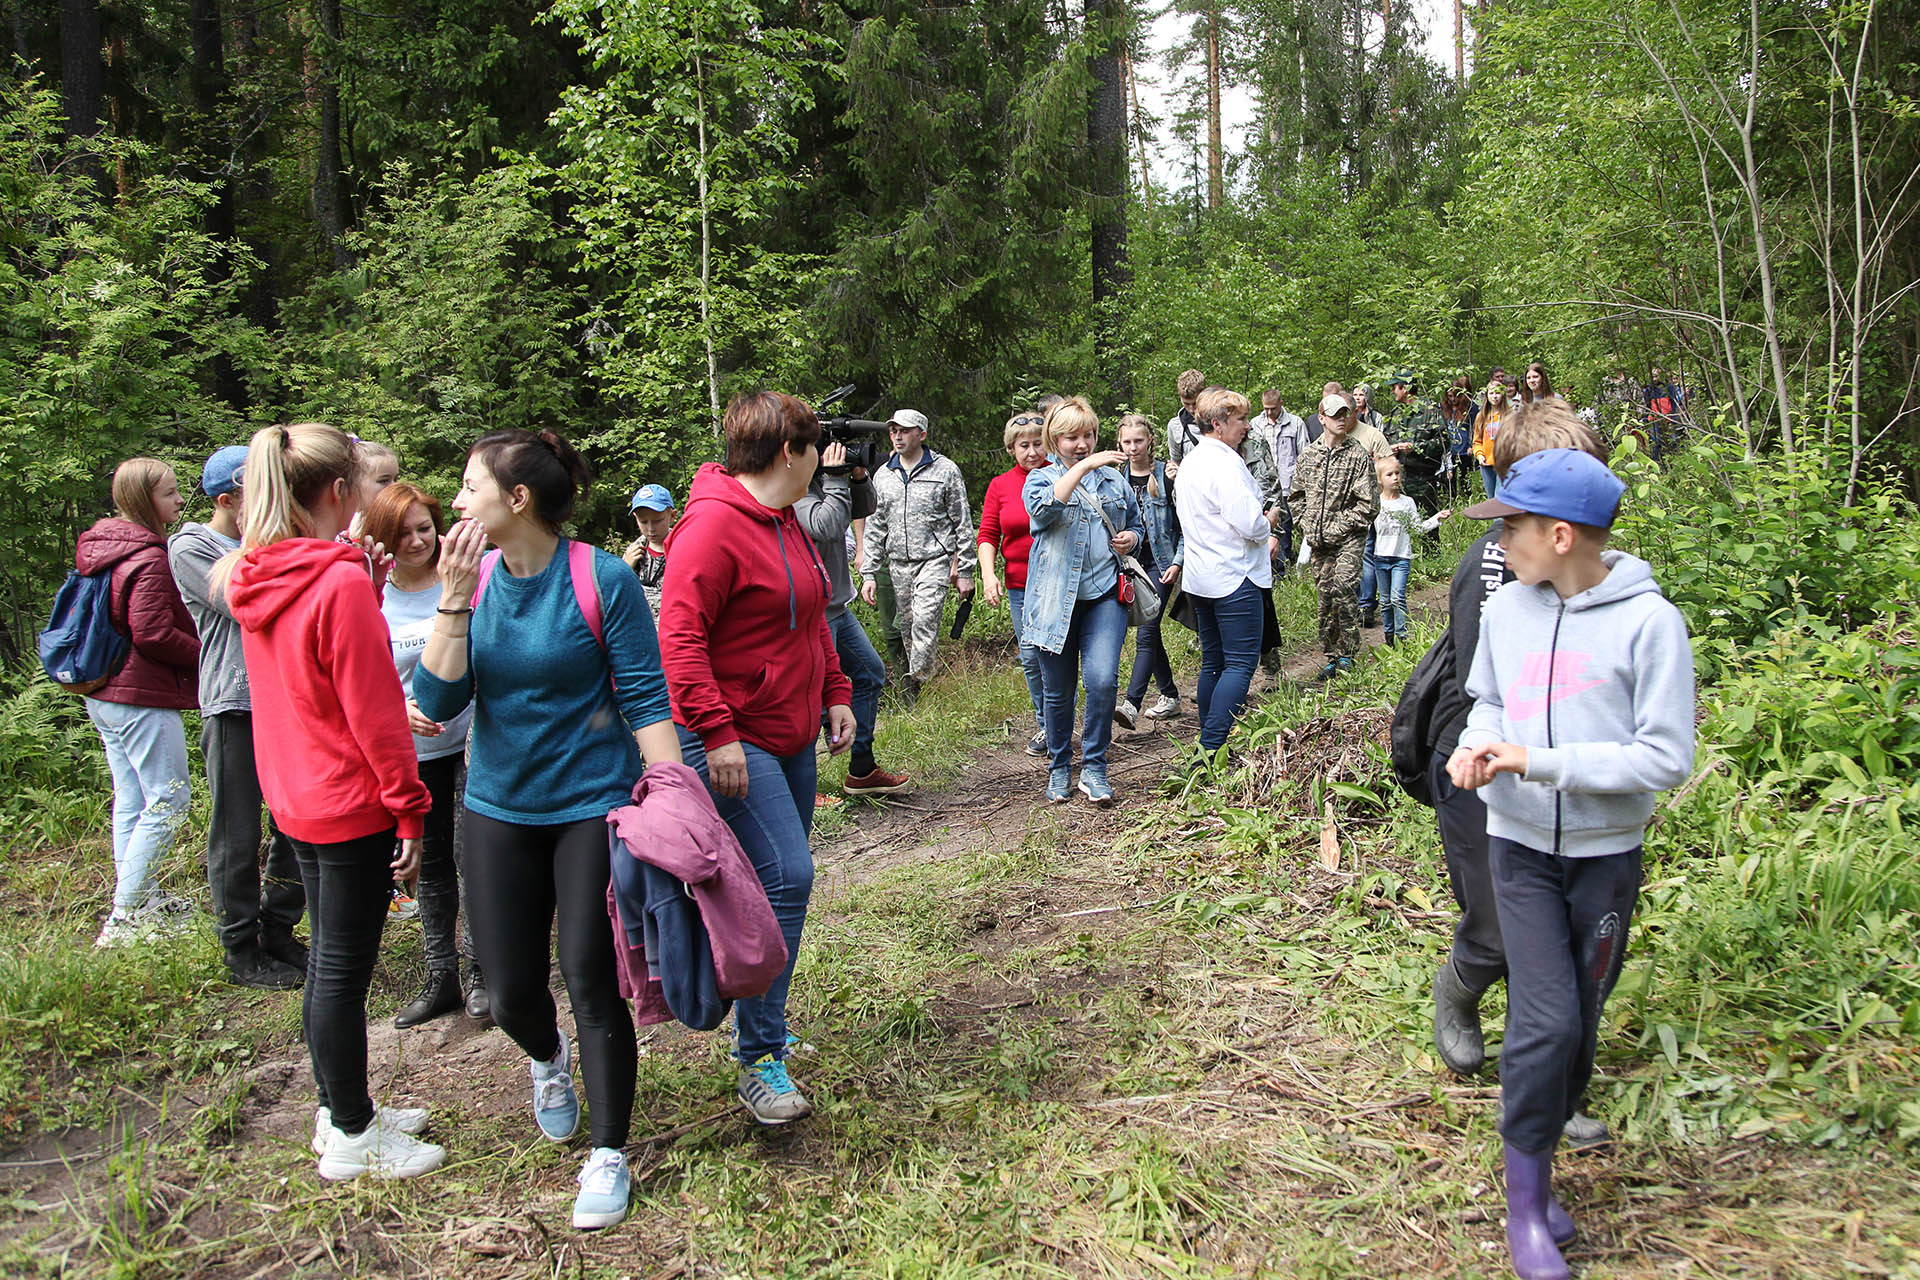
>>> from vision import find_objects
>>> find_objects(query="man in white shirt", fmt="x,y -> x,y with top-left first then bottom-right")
1172,387 -> 1275,751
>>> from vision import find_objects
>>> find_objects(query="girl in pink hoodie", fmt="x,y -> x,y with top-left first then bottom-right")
219,422 -> 442,1184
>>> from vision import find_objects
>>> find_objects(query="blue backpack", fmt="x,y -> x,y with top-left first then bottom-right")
39,568 -> 129,695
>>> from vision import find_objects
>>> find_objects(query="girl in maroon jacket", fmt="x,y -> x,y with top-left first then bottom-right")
78,458 -> 200,948
658,391 -> 854,1126
217,422 -> 443,1184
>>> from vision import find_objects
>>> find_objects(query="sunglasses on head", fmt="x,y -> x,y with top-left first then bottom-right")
1011,415 -> 1045,427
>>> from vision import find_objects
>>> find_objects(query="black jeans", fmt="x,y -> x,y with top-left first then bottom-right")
202,712 -> 304,953
1125,577 -> 1179,706
1428,747 -> 1508,992
463,810 -> 635,1148
1491,837 -> 1641,1154
291,828 -> 392,1136
413,754 -> 473,977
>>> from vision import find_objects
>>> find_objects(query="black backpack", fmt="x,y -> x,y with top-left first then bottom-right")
1390,629 -> 1455,807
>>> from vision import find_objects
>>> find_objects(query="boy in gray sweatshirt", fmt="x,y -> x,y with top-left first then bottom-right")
1448,448 -> 1695,1280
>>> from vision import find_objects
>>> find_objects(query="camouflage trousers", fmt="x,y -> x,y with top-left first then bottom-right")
887,557 -> 953,684
1311,534 -> 1366,659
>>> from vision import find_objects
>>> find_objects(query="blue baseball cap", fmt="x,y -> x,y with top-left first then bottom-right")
630,483 -> 675,512
200,445 -> 250,497
1464,448 -> 1624,527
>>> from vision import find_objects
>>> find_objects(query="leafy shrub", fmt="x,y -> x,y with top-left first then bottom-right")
0,670 -> 110,847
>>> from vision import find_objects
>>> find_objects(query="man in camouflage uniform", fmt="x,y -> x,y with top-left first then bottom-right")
1382,374 -> 1451,510
1289,393 -> 1379,679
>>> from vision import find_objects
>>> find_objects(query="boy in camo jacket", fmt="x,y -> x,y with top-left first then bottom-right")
1289,392 -> 1378,679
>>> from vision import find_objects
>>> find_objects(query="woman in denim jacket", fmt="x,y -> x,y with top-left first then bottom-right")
1021,397 -> 1146,807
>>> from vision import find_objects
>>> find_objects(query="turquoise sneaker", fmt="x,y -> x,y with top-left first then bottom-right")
737,1054 -> 813,1125
1046,767 -> 1072,803
572,1147 -> 630,1229
530,1029 -> 580,1142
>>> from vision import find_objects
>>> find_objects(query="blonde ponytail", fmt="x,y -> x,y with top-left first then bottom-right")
209,422 -> 358,598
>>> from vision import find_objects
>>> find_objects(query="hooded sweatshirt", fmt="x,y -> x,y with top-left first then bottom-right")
226,539 -> 430,842
73,517 -> 199,710
659,463 -> 853,757
1460,550 -> 1696,857
167,522 -> 247,715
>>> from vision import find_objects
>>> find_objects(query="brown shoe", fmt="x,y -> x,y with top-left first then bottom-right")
843,767 -> 912,796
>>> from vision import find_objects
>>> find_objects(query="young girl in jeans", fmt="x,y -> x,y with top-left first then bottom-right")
77,458 -> 200,947
220,423 -> 442,1183
1115,414 -> 1184,727
1369,458 -> 1450,645
416,429 -> 682,1231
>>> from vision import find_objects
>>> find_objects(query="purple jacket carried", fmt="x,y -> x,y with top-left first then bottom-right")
605,761 -> 787,1027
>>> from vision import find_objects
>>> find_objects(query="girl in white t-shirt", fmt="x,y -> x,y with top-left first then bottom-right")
1371,459 -> 1450,644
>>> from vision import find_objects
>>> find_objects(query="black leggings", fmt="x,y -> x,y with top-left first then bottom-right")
414,754 -> 472,976
291,827 -> 393,1136
462,810 -> 635,1148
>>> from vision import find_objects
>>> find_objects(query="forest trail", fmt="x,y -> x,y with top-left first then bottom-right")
5,581 -> 1913,1278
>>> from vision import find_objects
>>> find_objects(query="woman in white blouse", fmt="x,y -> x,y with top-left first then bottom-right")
1172,387 -> 1273,751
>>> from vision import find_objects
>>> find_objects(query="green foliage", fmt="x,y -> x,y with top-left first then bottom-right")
0,671 -> 111,847
1609,437 -> 1920,668
0,79 -> 246,651
270,163 -> 590,507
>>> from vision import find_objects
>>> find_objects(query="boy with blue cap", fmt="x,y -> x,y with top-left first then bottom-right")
1448,448 -> 1696,1280
622,483 -> 676,617
168,445 -> 308,989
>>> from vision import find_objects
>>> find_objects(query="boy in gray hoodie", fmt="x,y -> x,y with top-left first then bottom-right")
1448,448 -> 1695,1280
169,447 -> 308,989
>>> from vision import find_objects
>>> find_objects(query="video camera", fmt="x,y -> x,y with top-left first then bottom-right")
816,385 -> 892,475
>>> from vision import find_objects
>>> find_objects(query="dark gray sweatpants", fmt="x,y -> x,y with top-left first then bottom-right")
1490,837 -> 1641,1154
1429,747 -> 1507,992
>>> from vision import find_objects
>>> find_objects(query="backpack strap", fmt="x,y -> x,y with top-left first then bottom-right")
568,538 -> 604,651
473,549 -> 501,609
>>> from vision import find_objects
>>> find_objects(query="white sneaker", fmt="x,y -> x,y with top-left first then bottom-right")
1144,695 -> 1182,719
315,1118 -> 446,1181
572,1147 -> 631,1230
94,910 -> 143,949
312,1104 -> 431,1155
1113,699 -> 1139,730
134,895 -> 196,937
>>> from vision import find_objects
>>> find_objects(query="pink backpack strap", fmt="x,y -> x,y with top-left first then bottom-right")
568,539 -> 604,650
473,549 -> 502,609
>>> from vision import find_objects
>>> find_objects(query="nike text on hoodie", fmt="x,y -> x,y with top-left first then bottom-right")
1459,551 -> 1696,857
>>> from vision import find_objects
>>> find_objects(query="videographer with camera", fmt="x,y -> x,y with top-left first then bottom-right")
858,409 -> 974,707
798,441 -> 910,797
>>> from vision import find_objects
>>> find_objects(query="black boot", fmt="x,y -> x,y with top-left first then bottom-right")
394,970 -> 463,1029
225,942 -> 303,990
260,928 -> 308,975
1432,959 -> 1486,1075
1360,606 -> 1378,629
464,963 -> 492,1023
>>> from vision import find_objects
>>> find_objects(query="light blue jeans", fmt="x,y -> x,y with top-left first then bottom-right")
85,699 -> 190,912
674,725 -> 816,1065
1373,555 -> 1412,641
1005,586 -> 1048,730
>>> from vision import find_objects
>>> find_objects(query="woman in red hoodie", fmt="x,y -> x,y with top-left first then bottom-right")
77,458 -> 200,948
658,391 -> 855,1127
217,422 -> 443,1184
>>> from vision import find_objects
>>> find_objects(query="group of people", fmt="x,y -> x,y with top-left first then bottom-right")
67,369 -> 1696,1278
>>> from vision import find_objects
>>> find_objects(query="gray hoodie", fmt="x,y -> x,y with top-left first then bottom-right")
167,522 -> 248,715
795,471 -> 876,619
1461,550 -> 1695,857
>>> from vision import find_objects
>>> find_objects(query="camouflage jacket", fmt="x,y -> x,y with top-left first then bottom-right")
1384,398 -> 1450,477
1289,436 -> 1378,550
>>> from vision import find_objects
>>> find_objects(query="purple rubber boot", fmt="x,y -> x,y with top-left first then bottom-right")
1503,1144 -> 1571,1280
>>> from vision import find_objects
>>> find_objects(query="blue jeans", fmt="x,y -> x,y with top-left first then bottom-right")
1373,555 -> 1412,640
675,726 -> 816,1064
1005,586 -> 1048,729
1192,578 -> 1264,751
85,699 -> 189,912
1036,595 -> 1128,778
1357,529 -> 1379,610
1125,578 -> 1179,706
828,609 -> 886,769
1480,465 -> 1499,499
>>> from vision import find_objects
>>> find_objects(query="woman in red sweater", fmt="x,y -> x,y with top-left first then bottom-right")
218,422 -> 442,1184
657,391 -> 854,1127
975,413 -> 1050,755
77,458 -> 200,947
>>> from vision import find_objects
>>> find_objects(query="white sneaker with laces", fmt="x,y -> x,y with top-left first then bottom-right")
312,1104 -> 432,1154
1144,695 -> 1182,719
315,1118 -> 445,1181
1113,699 -> 1139,730
94,910 -> 142,949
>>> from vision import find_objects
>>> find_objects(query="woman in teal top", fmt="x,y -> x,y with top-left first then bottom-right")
415,428 -> 680,1233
